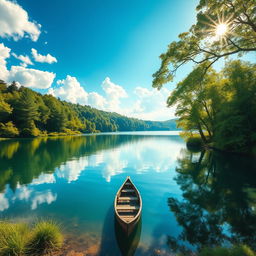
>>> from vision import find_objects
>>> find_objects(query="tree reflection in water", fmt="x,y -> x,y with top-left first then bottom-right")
115,218 -> 142,256
168,148 -> 256,254
0,135 -> 143,192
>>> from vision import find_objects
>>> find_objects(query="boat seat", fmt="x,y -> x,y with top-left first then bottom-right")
116,205 -> 139,211
118,196 -> 138,202
118,211 -> 137,216
121,189 -> 135,193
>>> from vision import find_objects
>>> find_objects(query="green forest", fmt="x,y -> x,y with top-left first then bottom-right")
168,60 -> 256,154
0,80 -> 177,138
153,0 -> 256,155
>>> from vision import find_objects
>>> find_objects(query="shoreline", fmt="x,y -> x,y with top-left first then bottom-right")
0,130 -> 181,139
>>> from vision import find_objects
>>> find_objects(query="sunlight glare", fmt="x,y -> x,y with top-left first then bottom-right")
215,23 -> 228,37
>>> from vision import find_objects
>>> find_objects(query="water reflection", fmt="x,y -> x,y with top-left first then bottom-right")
0,133 -> 185,255
115,218 -> 142,256
0,185 -> 57,211
0,135 -> 151,190
167,148 -> 256,253
0,135 -> 183,211
0,193 -> 8,211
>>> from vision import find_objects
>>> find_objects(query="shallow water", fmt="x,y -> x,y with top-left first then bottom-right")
0,132 -> 255,255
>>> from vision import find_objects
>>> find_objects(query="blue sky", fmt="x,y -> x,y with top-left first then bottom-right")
1,0 -> 253,121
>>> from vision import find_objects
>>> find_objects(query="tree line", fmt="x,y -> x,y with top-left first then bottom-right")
0,81 -> 176,138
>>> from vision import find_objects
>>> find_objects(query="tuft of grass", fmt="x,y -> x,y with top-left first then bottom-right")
27,220 -> 63,255
0,222 -> 29,256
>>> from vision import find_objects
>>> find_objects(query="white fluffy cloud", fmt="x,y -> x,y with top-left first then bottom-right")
49,75 -> 88,104
8,66 -> 55,89
0,43 -> 56,89
87,92 -> 107,110
31,190 -> 57,210
56,157 -> 88,183
12,52 -> 33,67
0,42 -> 10,80
32,48 -> 57,64
0,193 -> 9,211
31,173 -> 56,185
102,77 -> 128,112
15,186 -> 32,201
49,76 -> 128,112
48,75 -> 174,121
130,87 -> 175,120
0,0 -> 41,41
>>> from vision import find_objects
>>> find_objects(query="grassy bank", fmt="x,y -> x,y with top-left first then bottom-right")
0,220 -> 63,256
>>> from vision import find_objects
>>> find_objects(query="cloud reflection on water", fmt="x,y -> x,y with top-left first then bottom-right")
0,134 -> 184,212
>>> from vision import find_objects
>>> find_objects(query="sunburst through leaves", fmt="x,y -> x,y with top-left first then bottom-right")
202,12 -> 234,47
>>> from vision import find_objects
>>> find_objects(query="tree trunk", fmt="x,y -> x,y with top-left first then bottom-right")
197,122 -> 207,144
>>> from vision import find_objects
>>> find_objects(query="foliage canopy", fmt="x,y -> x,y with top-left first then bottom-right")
153,0 -> 256,88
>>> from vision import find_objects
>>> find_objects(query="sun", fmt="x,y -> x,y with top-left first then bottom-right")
199,12 -> 234,46
215,23 -> 228,37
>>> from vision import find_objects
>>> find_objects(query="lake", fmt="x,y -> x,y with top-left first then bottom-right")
0,132 -> 255,255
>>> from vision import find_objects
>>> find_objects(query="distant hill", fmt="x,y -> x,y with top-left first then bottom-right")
144,119 -> 178,131
0,81 -> 178,138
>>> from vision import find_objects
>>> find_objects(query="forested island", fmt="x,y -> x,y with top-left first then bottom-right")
0,80 -> 177,138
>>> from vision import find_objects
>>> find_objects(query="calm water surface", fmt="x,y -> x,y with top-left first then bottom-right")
0,132 -> 255,255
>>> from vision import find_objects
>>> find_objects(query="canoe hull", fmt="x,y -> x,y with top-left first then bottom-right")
114,176 -> 142,236
115,210 -> 141,236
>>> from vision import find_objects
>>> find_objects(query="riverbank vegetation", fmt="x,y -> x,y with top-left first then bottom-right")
152,0 -> 256,155
0,81 -> 176,138
169,60 -> 256,154
0,220 -> 63,256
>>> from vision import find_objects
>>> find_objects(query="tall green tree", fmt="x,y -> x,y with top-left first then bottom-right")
167,60 -> 256,153
43,95 -> 67,132
0,95 -> 12,122
214,61 -> 256,152
153,0 -> 256,88
15,88 -> 40,136
167,63 -> 221,143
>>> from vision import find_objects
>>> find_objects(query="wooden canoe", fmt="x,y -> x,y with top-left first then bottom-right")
114,176 -> 142,235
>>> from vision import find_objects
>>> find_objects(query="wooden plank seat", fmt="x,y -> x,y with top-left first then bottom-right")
116,205 -> 139,211
118,196 -> 138,202
121,189 -> 135,193
118,211 -> 137,216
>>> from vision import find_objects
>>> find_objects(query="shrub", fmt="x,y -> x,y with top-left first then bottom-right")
186,135 -> 203,151
21,122 -> 40,137
28,220 -> 63,255
0,122 -> 19,138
